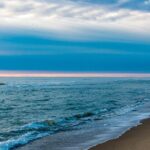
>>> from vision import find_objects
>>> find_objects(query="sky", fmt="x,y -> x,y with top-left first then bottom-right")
0,0 -> 150,73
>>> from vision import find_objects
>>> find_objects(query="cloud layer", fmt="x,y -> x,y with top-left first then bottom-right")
0,0 -> 150,41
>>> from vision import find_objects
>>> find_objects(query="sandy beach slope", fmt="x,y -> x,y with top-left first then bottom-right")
90,119 -> 150,150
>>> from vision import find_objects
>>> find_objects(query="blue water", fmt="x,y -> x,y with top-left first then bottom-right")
0,77 -> 150,150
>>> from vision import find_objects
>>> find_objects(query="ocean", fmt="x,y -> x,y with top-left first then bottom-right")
0,77 -> 150,150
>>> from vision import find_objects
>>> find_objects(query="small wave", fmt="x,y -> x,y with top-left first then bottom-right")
0,112 -> 97,149
73,112 -> 95,119
22,120 -> 57,131
0,132 -> 49,150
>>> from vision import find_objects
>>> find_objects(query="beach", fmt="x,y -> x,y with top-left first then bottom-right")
90,119 -> 150,150
14,119 -> 150,150
1,77 -> 150,150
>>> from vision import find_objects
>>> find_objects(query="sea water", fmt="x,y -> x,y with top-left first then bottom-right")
0,77 -> 150,150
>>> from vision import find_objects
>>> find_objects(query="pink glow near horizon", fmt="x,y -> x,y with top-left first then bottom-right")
0,72 -> 150,77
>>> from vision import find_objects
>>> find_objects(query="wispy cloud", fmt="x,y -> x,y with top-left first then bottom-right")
0,0 -> 149,42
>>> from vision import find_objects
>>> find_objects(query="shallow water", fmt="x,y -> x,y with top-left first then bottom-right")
0,77 -> 150,150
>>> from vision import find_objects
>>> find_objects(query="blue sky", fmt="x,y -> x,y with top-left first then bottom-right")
0,0 -> 150,73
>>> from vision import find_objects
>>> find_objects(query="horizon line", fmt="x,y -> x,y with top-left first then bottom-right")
0,71 -> 150,77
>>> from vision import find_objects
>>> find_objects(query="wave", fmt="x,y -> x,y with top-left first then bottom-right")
0,132 -> 49,150
1,109 -> 150,150
0,100 -> 150,150
0,111 -> 96,150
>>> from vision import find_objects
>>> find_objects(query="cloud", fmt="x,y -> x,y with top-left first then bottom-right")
144,0 -> 150,5
0,0 -> 149,42
0,27 -> 150,57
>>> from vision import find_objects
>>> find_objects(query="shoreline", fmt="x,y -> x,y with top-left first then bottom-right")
14,118 -> 150,150
90,119 -> 150,150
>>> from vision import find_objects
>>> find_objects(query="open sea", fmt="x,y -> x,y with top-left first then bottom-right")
0,77 -> 150,150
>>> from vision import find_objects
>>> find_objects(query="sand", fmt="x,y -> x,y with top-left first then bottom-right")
15,119 -> 150,150
90,119 -> 150,150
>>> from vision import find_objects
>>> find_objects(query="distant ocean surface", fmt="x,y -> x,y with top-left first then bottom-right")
0,77 -> 150,150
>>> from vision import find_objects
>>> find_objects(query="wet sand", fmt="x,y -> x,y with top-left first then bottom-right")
90,119 -> 150,150
15,119 -> 150,150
